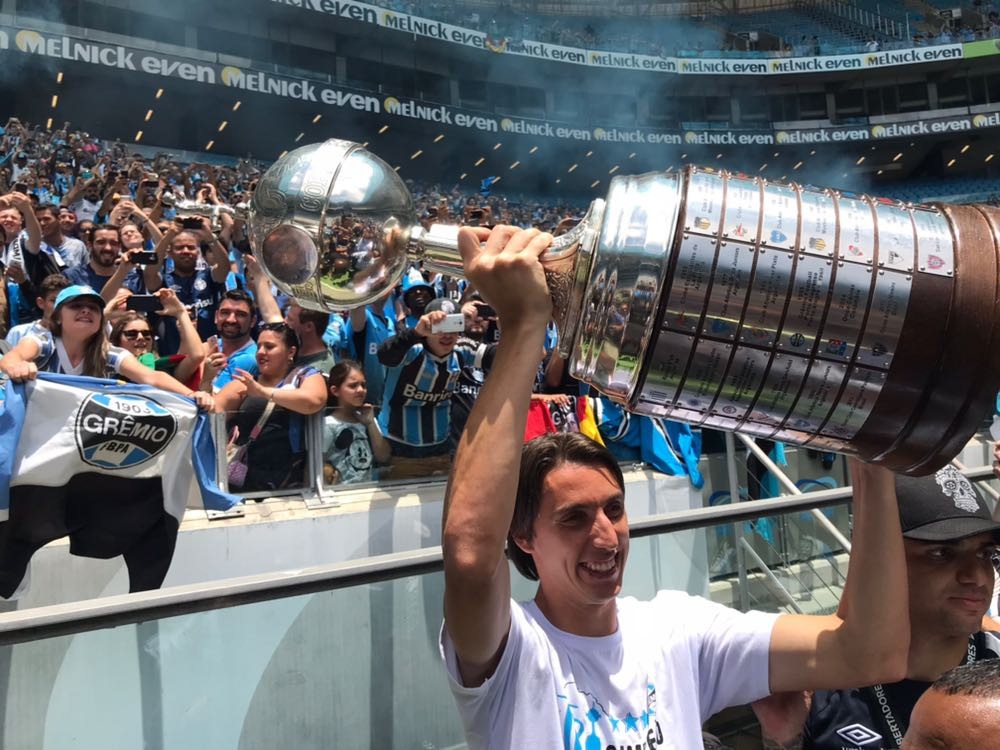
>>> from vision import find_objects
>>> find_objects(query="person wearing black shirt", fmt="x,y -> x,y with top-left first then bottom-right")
763,465 -> 1000,750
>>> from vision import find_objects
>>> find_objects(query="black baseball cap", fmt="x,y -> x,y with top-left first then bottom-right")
896,465 -> 1000,542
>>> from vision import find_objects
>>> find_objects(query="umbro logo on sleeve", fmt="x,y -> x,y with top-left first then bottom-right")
835,723 -> 883,746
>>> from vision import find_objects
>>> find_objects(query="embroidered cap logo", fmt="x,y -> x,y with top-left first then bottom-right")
934,464 -> 980,513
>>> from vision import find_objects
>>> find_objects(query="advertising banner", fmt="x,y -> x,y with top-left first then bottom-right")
269,0 -> 966,76
2,25 -> 997,146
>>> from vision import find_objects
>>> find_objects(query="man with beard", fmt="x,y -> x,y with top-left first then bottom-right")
34,203 -> 87,269
200,289 -> 259,393
398,274 -> 436,329
60,175 -> 103,223
144,220 -> 229,355
65,225 -> 144,298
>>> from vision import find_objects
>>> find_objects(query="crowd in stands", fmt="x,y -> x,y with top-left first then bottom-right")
366,0 -> 992,59
1,119 -> 998,748
0,119 -> 699,497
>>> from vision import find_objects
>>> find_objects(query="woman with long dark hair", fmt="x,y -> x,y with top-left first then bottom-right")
214,322 -> 327,492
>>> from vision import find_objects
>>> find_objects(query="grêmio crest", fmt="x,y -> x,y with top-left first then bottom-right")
74,393 -> 177,469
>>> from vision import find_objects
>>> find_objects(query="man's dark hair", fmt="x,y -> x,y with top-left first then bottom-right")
221,289 -> 255,311
39,273 -> 72,297
91,223 -> 121,240
508,432 -> 625,581
296,306 -> 330,335
931,659 -> 1000,698
34,202 -> 59,218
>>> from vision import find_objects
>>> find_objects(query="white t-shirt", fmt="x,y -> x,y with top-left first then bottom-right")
48,236 -> 88,269
441,592 -> 778,749
26,327 -> 131,377
67,197 -> 102,223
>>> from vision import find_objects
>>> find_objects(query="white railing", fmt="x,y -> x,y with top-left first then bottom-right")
811,0 -> 910,40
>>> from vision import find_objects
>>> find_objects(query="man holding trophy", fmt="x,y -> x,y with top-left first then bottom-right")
438,223 -> 910,749
186,138 -> 1000,747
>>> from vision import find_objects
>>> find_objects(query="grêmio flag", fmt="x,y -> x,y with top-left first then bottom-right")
0,372 -> 240,598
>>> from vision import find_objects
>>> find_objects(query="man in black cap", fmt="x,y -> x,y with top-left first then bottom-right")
764,464 -> 1000,750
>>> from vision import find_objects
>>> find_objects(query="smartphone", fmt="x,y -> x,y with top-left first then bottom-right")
132,250 -> 159,265
12,182 -> 26,193
180,217 -> 204,229
125,294 -> 164,312
474,303 -> 496,319
140,179 -> 159,189
431,313 -> 465,334
80,169 -> 93,180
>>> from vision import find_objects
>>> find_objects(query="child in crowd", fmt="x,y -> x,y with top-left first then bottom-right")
323,360 -> 391,485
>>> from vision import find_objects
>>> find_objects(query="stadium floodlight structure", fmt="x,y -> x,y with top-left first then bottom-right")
179,138 -> 1000,475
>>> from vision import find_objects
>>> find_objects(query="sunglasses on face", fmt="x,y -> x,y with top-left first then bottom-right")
122,329 -> 153,340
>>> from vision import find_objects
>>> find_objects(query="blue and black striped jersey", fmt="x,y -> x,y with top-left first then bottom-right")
377,329 -> 483,449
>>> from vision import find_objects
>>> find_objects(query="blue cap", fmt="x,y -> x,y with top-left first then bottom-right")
402,275 -> 434,296
54,285 -> 104,310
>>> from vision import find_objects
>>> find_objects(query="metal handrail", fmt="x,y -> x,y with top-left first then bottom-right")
737,433 -> 854,551
0,489 -> 853,646
0,462 -> 993,646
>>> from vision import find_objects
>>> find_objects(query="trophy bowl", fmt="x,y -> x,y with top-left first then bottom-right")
190,138 -> 1000,475
246,139 -> 418,310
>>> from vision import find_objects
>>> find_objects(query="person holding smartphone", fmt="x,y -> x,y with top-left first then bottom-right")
65,224 -> 144,300
376,297 -> 485,481
109,198 -> 163,259
144,218 -> 229,355
107,288 -> 205,390
59,175 -> 103,223
0,191 -> 43,285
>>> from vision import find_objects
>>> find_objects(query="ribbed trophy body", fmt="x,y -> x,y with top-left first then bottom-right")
573,169 -> 1000,475
195,139 -> 1000,475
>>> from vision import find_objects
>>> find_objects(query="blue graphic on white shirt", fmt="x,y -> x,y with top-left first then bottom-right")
557,681 -> 664,750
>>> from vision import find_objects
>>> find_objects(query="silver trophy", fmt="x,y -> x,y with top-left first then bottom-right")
188,138 -> 1000,475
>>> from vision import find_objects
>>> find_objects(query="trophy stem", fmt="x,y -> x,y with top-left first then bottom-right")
410,200 -> 605,359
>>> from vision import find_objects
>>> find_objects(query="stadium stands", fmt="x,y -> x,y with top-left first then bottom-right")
371,0 -> 974,57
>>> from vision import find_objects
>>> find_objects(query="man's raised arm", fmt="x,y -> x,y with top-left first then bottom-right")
768,459 -> 910,691
443,225 -> 553,688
